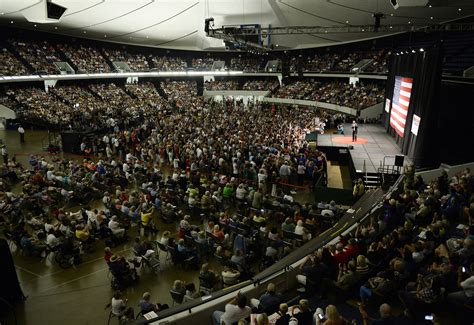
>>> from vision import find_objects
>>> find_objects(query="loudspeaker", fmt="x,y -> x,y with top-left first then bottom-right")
395,154 -> 405,167
47,1 -> 67,20
0,239 -> 25,305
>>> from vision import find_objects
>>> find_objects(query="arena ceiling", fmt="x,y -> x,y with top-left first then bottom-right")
0,0 -> 473,51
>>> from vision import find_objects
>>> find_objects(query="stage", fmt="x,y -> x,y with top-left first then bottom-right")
317,123 -> 409,173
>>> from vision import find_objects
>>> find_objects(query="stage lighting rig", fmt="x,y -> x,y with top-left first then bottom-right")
207,23 -> 269,54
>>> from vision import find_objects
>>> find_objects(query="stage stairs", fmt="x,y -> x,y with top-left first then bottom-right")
362,158 -> 401,190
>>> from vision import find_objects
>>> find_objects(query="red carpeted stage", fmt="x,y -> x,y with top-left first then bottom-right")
317,123 -> 409,173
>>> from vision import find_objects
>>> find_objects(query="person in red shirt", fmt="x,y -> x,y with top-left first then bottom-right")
344,239 -> 360,259
333,243 -> 349,265
213,225 -> 225,242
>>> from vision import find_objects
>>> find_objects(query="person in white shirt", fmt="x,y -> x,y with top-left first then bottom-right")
297,162 -> 306,185
46,230 -> 60,248
279,162 -> 291,182
321,208 -> 335,218
235,184 -> 247,201
212,292 -> 251,325
108,216 -> 125,238
18,125 -> 25,143
111,291 -> 134,319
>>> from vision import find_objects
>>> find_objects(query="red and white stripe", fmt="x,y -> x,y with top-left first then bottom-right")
390,77 -> 413,137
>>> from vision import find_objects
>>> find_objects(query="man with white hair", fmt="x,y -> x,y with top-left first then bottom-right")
359,303 -> 396,324
108,216 -> 125,238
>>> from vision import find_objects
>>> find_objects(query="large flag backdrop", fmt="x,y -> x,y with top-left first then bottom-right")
389,76 -> 413,137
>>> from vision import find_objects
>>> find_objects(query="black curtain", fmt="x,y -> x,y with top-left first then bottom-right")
436,81 -> 474,165
384,46 -> 443,168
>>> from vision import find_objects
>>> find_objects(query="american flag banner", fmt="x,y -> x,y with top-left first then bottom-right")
390,76 -> 413,137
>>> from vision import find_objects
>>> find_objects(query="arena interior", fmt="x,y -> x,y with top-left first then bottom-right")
0,1 -> 474,325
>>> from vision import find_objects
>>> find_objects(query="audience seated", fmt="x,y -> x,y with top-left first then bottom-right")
57,42 -> 111,73
273,79 -> 385,109
104,48 -> 149,71
9,39 -> 60,74
0,47 -> 28,75
212,292 -> 252,325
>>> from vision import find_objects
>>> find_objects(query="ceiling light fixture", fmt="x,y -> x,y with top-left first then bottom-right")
104,35 -> 107,38
412,49 -> 416,53
345,20 -> 349,23
430,16 -> 433,20
389,26 -> 393,29
429,4 -> 432,8
390,13 -> 394,17
34,24 -> 37,27
458,8 -> 462,12
420,48 -> 424,52
83,31 -> 86,34
10,20 -> 14,24
54,26 -> 58,29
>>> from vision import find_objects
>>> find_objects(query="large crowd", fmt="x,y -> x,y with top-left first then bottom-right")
204,80 -> 279,91
1,91 -> 347,320
274,80 -> 385,109
288,165 -> 474,323
3,82 -> 164,130
0,36 -> 394,76
0,47 -> 28,76
1,69 -> 472,324
2,77 -> 385,130
57,43 -> 111,73
289,50 -> 389,73
104,49 -> 150,72
8,39 -> 61,74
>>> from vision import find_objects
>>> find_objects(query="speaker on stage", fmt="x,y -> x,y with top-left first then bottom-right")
395,154 -> 405,167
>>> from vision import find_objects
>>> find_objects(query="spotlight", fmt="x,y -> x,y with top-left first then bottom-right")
412,49 -> 416,53
458,8 -> 462,12
419,48 -> 424,52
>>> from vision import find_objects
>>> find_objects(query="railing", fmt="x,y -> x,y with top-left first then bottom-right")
136,160 -> 474,324
138,186 -> 388,324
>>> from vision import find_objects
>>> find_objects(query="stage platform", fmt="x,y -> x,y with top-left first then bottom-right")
317,123 -> 409,174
